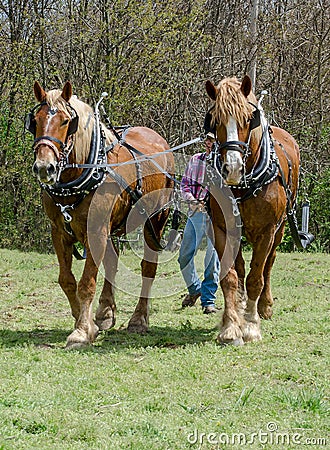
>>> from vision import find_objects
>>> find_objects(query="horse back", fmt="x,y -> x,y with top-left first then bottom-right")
109,126 -> 174,176
123,126 -> 169,153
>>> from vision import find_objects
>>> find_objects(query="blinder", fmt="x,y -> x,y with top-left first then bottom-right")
25,102 -> 46,136
25,113 -> 36,135
249,108 -> 261,131
67,112 -> 79,136
203,106 -> 216,136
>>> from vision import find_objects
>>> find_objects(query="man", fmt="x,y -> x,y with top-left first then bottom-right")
178,132 -> 220,314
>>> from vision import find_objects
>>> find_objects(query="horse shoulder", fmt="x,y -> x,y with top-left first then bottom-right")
271,126 -> 299,153
271,126 -> 300,169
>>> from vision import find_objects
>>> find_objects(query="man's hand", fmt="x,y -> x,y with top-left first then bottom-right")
189,200 -> 205,213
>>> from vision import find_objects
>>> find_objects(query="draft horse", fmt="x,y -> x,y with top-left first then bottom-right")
27,81 -> 174,348
205,75 -> 300,345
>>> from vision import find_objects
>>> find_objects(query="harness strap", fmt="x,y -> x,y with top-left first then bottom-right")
99,106 -> 181,187
218,140 -> 249,153
120,128 -> 143,197
276,146 -> 310,250
117,132 -> 181,187
44,190 -> 89,259
107,167 -> 142,203
106,167 -> 165,251
54,193 -> 88,223
33,137 -> 63,159
43,123 -> 107,197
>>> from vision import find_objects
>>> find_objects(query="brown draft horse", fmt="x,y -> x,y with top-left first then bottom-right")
29,81 -> 174,348
205,75 -> 300,345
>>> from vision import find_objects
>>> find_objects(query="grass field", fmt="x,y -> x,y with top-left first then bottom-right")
0,248 -> 329,449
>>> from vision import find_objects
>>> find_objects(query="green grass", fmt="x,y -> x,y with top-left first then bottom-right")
0,248 -> 329,449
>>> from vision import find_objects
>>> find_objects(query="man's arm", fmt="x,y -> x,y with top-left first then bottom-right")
180,159 -> 196,202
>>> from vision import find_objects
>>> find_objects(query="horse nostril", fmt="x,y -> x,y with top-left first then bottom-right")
47,163 -> 57,176
222,163 -> 229,178
32,162 -> 38,176
32,161 -> 57,181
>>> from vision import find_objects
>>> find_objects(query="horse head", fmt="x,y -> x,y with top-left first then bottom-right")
28,81 -> 79,185
205,75 -> 262,186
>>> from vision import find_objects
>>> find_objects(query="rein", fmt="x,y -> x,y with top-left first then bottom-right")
63,135 -> 201,185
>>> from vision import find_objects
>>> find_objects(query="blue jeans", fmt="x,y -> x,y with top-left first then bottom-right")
178,211 -> 220,308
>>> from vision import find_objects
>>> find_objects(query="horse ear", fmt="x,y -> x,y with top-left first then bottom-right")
61,81 -> 72,102
34,81 -> 47,102
241,75 -> 252,97
205,80 -> 218,101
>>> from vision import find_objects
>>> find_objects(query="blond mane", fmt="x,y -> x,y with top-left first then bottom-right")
46,89 -> 107,163
212,77 -> 257,129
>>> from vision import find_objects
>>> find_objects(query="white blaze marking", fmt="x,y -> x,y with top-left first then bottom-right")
46,114 -> 53,132
226,116 -> 239,141
225,116 -> 242,167
223,116 -> 243,183
45,109 -> 58,134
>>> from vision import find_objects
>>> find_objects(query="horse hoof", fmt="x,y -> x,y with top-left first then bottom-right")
65,340 -> 90,350
216,335 -> 244,346
257,299 -> 274,319
127,325 -> 148,334
217,324 -> 243,347
127,312 -> 149,334
95,317 -> 116,331
65,327 -> 98,349
258,307 -> 273,320
242,322 -> 262,342
127,321 -> 148,334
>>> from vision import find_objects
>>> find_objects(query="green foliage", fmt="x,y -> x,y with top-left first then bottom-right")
0,0 -> 329,252
277,388 -> 329,415
0,113 -> 52,252
308,168 -> 330,252
278,227 -> 294,252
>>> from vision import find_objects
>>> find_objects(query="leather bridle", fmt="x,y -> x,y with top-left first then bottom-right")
25,101 -> 79,162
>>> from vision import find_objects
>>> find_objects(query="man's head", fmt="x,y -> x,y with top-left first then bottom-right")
204,132 -> 215,154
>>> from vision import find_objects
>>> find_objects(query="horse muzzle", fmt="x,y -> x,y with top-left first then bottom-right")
221,147 -> 243,185
32,159 -> 58,184
32,139 -> 61,184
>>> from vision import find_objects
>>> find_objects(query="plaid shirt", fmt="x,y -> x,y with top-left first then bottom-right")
180,152 -> 208,202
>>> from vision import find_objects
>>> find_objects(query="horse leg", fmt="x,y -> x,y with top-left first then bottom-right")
95,238 -> 118,331
235,243 -> 247,313
127,241 -> 158,334
242,230 -> 275,342
66,232 -> 107,348
258,222 -> 285,319
214,226 -> 244,346
127,209 -> 168,333
52,228 -> 80,321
